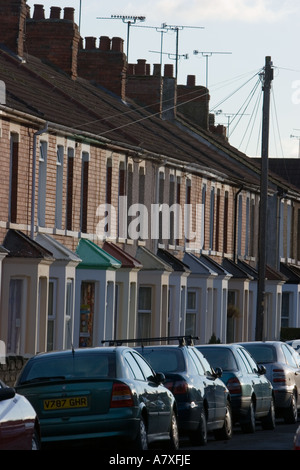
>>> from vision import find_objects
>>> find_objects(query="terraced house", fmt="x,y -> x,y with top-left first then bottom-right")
0,0 -> 300,358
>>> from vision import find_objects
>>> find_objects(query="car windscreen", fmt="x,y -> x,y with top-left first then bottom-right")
242,344 -> 276,364
18,352 -> 116,384
136,348 -> 185,373
197,347 -> 238,372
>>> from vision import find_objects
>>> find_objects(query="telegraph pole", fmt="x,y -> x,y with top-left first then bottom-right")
256,56 -> 273,341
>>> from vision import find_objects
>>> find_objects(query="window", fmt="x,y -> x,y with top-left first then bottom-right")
215,189 -> 221,252
38,141 -> 47,227
209,187 -> 215,250
80,152 -> 89,233
8,279 -> 24,354
55,145 -> 64,229
118,161 -> 127,238
138,286 -> 152,338
281,292 -> 290,328
65,279 -> 74,349
223,191 -> 229,253
124,351 -> 145,380
66,148 -> 74,231
79,281 -> 95,347
9,133 -> 19,223
186,290 -> 197,337
47,279 -> 57,351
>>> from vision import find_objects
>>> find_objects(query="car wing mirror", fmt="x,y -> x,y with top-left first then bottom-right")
154,372 -> 166,384
0,387 -> 16,401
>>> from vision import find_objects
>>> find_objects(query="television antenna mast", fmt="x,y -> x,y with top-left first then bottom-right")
133,23 -> 204,79
97,15 -> 146,61
193,51 -> 232,88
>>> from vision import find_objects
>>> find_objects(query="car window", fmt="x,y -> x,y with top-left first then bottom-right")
282,344 -> 298,368
243,344 -> 276,364
191,348 -> 213,376
187,348 -> 205,375
197,347 -> 238,372
136,348 -> 185,373
131,352 -> 156,381
238,348 -> 258,373
19,352 -> 116,382
124,352 -> 146,380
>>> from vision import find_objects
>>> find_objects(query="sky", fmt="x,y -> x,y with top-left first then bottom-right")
26,0 -> 300,158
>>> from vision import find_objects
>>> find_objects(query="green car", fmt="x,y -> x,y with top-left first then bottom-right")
15,347 -> 179,450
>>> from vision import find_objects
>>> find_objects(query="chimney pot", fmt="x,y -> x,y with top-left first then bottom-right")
164,64 -> 174,78
153,64 -> 161,76
50,6 -> 61,19
85,37 -> 96,50
99,36 -> 111,51
33,4 -> 45,20
111,37 -> 123,52
64,7 -> 75,21
136,59 -> 147,75
187,75 -> 196,86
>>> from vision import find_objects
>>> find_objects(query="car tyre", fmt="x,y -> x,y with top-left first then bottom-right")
189,408 -> 207,446
168,411 -> 179,450
284,391 -> 298,424
241,399 -> 256,433
134,416 -> 148,450
214,401 -> 233,440
261,396 -> 276,430
31,430 -> 41,450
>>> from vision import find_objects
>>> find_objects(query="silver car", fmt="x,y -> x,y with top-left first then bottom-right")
240,341 -> 300,423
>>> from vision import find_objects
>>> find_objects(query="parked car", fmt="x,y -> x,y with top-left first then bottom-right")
294,425 -> 300,450
286,340 -> 300,355
15,347 -> 179,450
135,340 -> 233,446
196,344 -> 275,433
0,379 -> 40,450
240,341 -> 300,423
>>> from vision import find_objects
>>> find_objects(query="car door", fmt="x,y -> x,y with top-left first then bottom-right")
135,351 -> 173,432
188,348 -> 217,423
282,344 -> 300,407
237,347 -> 265,413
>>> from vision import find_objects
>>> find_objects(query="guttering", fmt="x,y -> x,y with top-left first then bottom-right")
31,122 -> 48,239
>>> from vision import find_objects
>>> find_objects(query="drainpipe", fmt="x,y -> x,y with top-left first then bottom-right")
31,123 -> 49,239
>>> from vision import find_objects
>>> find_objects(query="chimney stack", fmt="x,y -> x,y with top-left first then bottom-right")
25,4 -> 80,80
0,0 -> 28,58
78,36 -> 127,100
177,75 -> 210,129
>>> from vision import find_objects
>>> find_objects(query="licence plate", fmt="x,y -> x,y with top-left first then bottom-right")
43,396 -> 88,410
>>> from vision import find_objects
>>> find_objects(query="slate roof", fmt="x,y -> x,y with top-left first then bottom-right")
0,45 -> 293,193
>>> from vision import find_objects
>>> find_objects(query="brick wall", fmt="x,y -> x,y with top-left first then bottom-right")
0,355 -> 28,387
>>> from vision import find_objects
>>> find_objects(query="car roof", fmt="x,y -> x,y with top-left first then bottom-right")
27,346 -> 131,361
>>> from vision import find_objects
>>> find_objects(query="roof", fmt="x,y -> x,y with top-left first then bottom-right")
35,233 -> 81,264
157,248 -> 191,273
0,46 -> 293,193
102,241 -> 143,269
76,239 -> 121,270
3,229 -> 53,259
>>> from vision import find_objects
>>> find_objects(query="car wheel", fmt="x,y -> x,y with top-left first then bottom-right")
284,391 -> 298,424
261,396 -> 276,430
31,430 -> 41,450
189,408 -> 207,446
241,400 -> 256,433
168,411 -> 179,450
134,416 -> 148,450
214,401 -> 233,440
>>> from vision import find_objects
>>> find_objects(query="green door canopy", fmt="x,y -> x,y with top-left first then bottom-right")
76,239 -> 121,271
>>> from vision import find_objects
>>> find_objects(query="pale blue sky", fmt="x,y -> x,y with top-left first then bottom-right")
26,0 -> 300,158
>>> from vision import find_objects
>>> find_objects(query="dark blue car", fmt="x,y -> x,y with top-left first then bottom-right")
196,344 -> 275,433
135,342 -> 232,445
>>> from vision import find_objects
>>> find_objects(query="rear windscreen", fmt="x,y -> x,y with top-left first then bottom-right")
243,345 -> 276,364
136,348 -> 185,373
19,353 -> 116,383
197,347 -> 238,372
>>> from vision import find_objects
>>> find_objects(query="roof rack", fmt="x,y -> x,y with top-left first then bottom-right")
101,335 -> 199,347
